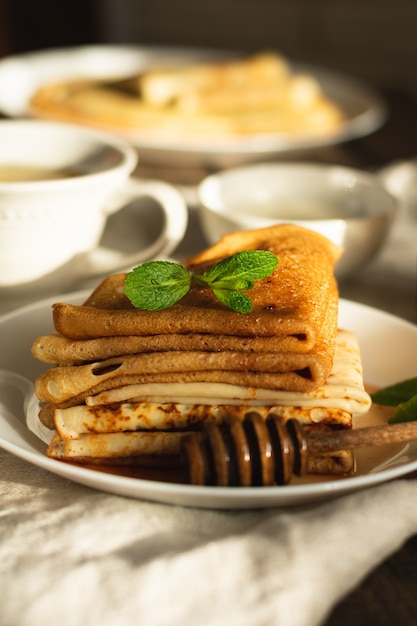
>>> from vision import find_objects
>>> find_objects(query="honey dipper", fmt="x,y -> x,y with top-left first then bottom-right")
180,412 -> 417,487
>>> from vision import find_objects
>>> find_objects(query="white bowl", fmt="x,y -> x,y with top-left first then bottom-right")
197,162 -> 397,278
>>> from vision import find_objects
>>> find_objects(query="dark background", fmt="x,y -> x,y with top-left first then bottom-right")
1,0 -> 417,95
1,0 -> 417,169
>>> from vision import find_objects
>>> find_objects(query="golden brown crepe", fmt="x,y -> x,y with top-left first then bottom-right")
45,327 -> 370,474
49,224 -> 339,348
31,224 -> 371,478
28,51 -> 344,140
48,330 -> 371,439
34,225 -> 341,409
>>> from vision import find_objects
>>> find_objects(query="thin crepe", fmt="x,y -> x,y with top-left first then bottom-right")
32,331 -> 334,365
34,346 -> 335,404
46,429 -> 354,476
29,52 -> 343,138
40,225 -> 339,404
37,329 -> 371,433
51,226 -> 340,353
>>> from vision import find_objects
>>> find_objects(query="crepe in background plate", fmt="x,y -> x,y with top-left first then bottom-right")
29,51 -> 343,139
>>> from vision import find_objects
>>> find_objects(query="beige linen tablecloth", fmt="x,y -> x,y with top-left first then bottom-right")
1,448 -> 417,626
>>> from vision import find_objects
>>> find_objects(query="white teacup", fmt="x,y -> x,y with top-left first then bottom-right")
0,120 -> 188,291
197,162 -> 396,278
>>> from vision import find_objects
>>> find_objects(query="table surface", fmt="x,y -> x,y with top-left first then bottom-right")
1,86 -> 416,626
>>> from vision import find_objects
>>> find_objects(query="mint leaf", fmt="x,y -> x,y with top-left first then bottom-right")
389,394 -> 417,423
370,377 -> 417,424
202,250 -> 278,285
124,250 -> 278,313
371,377 -> 417,406
124,261 -> 191,311
212,288 -> 253,313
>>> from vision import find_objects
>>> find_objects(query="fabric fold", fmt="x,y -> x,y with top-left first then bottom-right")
1,449 -> 416,626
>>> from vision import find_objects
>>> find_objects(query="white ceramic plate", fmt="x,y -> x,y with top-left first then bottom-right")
0,45 -> 387,167
0,292 -> 416,509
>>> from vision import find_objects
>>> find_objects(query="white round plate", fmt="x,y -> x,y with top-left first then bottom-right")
0,292 -> 416,509
0,45 -> 387,166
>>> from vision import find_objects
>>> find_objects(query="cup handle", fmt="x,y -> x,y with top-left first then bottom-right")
82,178 -> 188,275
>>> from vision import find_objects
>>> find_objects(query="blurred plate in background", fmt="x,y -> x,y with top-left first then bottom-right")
0,45 -> 387,167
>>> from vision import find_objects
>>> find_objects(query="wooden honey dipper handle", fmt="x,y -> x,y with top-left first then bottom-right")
305,420 -> 417,455
181,412 -> 417,487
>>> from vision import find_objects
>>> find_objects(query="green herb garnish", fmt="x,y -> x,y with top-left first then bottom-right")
370,377 -> 417,423
124,250 -> 278,313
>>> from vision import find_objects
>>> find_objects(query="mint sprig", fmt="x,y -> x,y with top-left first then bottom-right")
370,377 -> 417,423
124,250 -> 278,313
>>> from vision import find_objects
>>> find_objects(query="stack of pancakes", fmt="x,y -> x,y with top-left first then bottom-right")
32,224 -> 371,476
